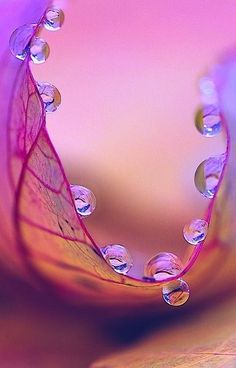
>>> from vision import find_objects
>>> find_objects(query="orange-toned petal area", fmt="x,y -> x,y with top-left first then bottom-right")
92,296 -> 236,367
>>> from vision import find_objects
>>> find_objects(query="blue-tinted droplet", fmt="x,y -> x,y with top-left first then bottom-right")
9,24 -> 36,60
70,185 -> 96,216
194,154 -> 226,199
30,37 -> 50,64
195,105 -> 221,137
36,82 -> 61,112
101,244 -> 133,274
44,8 -> 65,31
183,219 -> 208,245
144,252 -> 183,281
162,279 -> 190,306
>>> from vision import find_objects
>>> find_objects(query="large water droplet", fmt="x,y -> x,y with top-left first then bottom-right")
30,37 -> 50,64
70,185 -> 96,216
36,82 -> 61,112
194,154 -> 226,199
162,279 -> 190,306
144,252 -> 183,281
195,105 -> 221,137
44,8 -> 65,31
183,219 -> 208,245
101,244 -> 133,274
9,24 -> 36,60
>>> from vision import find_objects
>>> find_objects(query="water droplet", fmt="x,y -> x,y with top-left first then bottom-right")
183,219 -> 208,245
199,77 -> 218,105
101,244 -> 133,274
144,252 -> 183,281
70,185 -> 96,216
36,82 -> 61,112
194,154 -> 226,199
44,8 -> 65,31
162,279 -> 190,306
9,24 -> 36,60
30,37 -> 50,64
195,105 -> 221,137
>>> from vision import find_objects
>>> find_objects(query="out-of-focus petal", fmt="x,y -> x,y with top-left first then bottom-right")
92,295 -> 236,367
0,0 -> 236,311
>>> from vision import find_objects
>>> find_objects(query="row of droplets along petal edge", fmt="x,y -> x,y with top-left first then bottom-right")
9,7 -> 225,307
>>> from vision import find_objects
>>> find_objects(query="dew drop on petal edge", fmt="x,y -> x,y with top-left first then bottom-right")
195,105 -> 222,137
101,244 -> 133,274
183,219 -> 208,245
194,153 -> 226,199
44,8 -> 65,31
70,185 -> 96,217
30,37 -> 50,64
144,252 -> 183,281
36,82 -> 61,112
162,279 -> 190,306
9,24 -> 36,60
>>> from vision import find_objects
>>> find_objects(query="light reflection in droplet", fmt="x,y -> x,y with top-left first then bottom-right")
183,219 -> 208,245
162,279 -> 190,306
70,185 -> 96,217
30,37 -> 50,64
44,8 -> 65,31
101,244 -> 133,274
37,82 -> 61,112
144,252 -> 183,281
194,154 -> 226,199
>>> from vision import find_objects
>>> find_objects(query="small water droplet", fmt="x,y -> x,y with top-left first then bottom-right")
194,154 -> 226,199
199,77 -> 218,105
162,279 -> 190,306
36,82 -> 61,112
183,219 -> 208,245
195,105 -> 221,137
44,8 -> 65,31
70,185 -> 96,216
30,37 -> 50,64
9,24 -> 36,60
144,252 -> 183,281
101,244 -> 133,274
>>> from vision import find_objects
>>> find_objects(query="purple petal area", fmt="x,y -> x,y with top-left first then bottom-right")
0,0 -> 51,274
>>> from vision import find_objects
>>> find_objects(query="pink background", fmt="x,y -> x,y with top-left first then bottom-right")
33,1 -> 233,274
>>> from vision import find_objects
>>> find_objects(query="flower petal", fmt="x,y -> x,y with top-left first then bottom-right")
1,1 -> 236,308
92,296 -> 236,367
